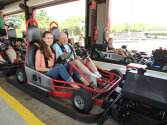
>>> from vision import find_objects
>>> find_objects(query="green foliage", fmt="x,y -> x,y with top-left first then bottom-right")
60,16 -> 84,36
6,13 -> 25,37
37,10 -> 52,31
110,22 -> 167,33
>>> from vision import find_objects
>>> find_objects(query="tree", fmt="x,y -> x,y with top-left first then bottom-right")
37,10 -> 52,31
6,13 -> 25,37
60,16 -> 84,36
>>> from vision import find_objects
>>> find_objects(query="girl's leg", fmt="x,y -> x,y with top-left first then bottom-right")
45,64 -> 79,88
115,48 -> 126,56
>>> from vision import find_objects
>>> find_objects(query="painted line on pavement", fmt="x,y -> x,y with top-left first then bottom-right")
0,87 -> 45,125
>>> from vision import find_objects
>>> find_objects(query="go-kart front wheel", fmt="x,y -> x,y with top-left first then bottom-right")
72,88 -> 93,113
124,57 -> 134,64
161,63 -> 167,72
16,68 -> 27,84
109,69 -> 123,82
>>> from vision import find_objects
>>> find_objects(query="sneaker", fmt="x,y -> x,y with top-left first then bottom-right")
94,72 -> 102,78
89,75 -> 97,86
88,81 -> 94,89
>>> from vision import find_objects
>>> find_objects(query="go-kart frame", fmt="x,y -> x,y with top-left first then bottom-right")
5,19 -> 123,123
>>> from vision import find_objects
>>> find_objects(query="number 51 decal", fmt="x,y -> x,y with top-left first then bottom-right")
32,74 -> 41,83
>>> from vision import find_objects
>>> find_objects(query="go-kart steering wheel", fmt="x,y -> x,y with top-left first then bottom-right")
56,53 -> 72,64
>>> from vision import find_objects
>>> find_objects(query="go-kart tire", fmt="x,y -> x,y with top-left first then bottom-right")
72,88 -> 93,114
161,63 -> 167,72
109,69 -> 123,82
16,68 -> 27,84
124,57 -> 134,64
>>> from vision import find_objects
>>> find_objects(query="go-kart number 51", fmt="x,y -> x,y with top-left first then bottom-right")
32,74 -> 41,83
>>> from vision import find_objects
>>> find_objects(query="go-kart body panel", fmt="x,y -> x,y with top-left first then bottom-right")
101,51 -> 125,61
123,71 -> 167,110
150,56 -> 167,69
98,68 -> 167,125
25,66 -> 53,91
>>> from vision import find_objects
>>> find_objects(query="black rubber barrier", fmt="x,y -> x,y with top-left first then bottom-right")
5,68 -> 103,123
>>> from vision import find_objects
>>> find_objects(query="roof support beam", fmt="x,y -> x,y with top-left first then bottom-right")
24,0 -> 30,22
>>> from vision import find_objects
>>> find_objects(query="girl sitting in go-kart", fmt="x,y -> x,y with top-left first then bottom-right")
53,32 -> 102,86
106,38 -> 127,57
35,31 -> 93,88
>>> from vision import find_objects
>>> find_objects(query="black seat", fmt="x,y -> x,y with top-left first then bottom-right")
153,49 -> 167,58
8,29 -> 17,39
8,29 -> 17,45
51,27 -> 60,43
26,26 -> 41,69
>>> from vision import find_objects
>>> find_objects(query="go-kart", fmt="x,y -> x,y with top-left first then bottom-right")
7,24 -> 26,60
98,64 -> 167,125
5,19 -> 123,123
91,44 -> 134,65
144,49 -> 167,72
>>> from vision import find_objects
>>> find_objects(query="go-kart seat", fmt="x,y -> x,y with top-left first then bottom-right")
8,29 -> 17,45
51,27 -> 60,43
26,26 -> 41,69
153,49 -> 167,58
8,29 -> 17,39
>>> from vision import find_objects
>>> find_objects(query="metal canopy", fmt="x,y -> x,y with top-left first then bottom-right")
0,0 -> 21,10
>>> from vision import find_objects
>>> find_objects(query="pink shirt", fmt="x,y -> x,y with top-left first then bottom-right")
40,53 -> 55,68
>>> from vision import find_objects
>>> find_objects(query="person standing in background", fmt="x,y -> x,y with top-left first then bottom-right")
0,11 -> 7,39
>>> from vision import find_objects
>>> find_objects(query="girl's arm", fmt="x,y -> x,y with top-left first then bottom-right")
106,47 -> 110,53
35,49 -> 50,72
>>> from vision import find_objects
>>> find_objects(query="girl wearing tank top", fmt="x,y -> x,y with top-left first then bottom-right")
35,31 -> 91,88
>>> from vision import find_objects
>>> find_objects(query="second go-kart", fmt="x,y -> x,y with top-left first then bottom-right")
145,49 -> 167,72
5,19 -> 123,123
98,64 -> 167,125
91,44 -> 134,65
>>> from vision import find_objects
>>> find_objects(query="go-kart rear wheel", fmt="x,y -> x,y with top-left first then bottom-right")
109,69 -> 123,82
161,63 -> 167,72
16,68 -> 27,84
72,88 -> 93,113
124,57 -> 134,64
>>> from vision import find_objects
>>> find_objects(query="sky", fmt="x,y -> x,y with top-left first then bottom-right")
37,0 -> 85,24
37,0 -> 167,27
110,0 -> 167,26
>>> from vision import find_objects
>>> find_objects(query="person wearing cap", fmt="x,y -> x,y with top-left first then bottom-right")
0,11 -> 7,39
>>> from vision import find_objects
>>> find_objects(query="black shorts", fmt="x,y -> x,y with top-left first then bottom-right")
0,28 -> 6,36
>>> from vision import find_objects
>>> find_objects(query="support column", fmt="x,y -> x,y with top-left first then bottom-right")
90,0 -> 97,47
33,9 -> 37,22
85,0 -> 90,48
106,0 -> 112,39
24,0 -> 30,22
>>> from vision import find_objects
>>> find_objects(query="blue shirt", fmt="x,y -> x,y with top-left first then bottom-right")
52,43 -> 76,60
